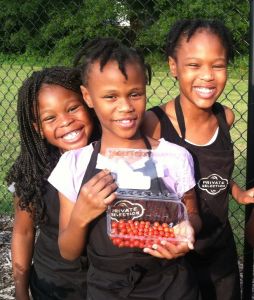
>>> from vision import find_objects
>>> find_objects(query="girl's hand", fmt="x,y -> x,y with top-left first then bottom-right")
58,169 -> 118,260
74,169 -> 118,226
231,180 -> 254,205
143,221 -> 195,259
236,187 -> 254,205
173,220 -> 195,249
143,240 -> 190,259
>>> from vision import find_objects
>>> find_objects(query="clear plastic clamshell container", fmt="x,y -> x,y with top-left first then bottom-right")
105,147 -> 190,249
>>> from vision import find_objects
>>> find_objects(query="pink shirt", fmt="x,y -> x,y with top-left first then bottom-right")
48,138 -> 196,202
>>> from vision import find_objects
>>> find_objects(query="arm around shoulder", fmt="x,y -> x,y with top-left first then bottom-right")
142,110 -> 161,140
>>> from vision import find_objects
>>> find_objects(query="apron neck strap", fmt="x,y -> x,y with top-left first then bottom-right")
78,141 -> 101,197
174,95 -> 186,140
142,134 -> 152,150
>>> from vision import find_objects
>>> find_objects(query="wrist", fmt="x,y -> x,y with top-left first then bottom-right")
70,207 -> 90,229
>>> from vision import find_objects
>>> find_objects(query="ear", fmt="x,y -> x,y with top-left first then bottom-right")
168,56 -> 178,78
80,85 -> 94,108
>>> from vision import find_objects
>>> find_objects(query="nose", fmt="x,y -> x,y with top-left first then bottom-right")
117,97 -> 134,113
59,115 -> 73,127
200,66 -> 214,81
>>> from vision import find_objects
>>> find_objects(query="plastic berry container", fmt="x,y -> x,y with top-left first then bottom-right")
105,147 -> 190,249
107,190 -> 189,249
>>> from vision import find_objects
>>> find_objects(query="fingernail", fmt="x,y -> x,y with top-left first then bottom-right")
188,242 -> 194,250
160,240 -> 166,246
143,248 -> 149,253
152,244 -> 158,250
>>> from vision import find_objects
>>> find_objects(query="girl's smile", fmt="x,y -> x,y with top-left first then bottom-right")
114,118 -> 137,128
59,128 -> 83,142
169,30 -> 227,110
81,60 -> 146,147
193,86 -> 216,99
37,84 -> 93,152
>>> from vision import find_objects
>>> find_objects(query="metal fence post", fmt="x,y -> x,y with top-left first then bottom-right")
242,1 -> 254,299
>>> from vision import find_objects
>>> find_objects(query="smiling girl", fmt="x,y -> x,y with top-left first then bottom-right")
48,38 -> 201,300
143,19 -> 254,300
6,66 -> 100,300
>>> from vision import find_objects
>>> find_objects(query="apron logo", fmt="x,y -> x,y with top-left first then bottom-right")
198,174 -> 228,195
110,199 -> 145,221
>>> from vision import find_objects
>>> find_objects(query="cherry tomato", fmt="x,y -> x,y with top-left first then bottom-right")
134,221 -> 140,227
153,221 -> 160,228
133,240 -> 140,248
111,221 -> 118,229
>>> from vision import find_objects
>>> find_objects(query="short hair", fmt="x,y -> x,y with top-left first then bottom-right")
165,19 -> 234,63
73,37 -> 152,86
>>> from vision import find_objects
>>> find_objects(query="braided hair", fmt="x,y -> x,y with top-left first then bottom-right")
165,19 -> 234,63
73,37 -> 152,86
6,66 -> 100,223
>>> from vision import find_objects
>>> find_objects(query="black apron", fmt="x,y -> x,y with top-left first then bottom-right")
81,139 -> 201,300
30,183 -> 87,300
149,97 -> 241,300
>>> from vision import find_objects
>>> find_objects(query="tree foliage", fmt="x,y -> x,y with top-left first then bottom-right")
0,0 -> 250,64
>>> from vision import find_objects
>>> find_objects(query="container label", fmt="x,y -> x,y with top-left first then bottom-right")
110,199 -> 145,221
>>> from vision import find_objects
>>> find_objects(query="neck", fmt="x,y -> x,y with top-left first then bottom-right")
180,98 -> 213,122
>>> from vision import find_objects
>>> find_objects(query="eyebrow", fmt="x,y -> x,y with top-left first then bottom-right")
184,56 -> 226,60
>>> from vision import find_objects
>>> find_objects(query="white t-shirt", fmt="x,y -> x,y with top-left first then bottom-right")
48,138 -> 195,202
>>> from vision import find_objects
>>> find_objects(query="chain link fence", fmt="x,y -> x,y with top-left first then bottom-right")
0,0 -> 252,297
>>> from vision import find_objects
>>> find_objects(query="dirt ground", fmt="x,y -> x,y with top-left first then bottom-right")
0,216 -> 14,299
0,215 -> 253,300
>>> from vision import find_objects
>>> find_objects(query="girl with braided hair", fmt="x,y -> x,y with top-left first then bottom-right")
48,37 -> 201,299
6,66 -> 101,299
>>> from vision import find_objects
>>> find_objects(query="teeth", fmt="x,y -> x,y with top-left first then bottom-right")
118,120 -> 132,123
63,130 -> 80,140
195,87 -> 214,94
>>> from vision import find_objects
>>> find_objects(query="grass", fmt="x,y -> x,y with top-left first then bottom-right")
0,63 -> 249,257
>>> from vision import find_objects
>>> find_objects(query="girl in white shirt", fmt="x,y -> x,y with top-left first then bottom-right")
49,37 -> 202,300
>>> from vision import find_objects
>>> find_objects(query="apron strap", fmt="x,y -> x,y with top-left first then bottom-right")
175,95 -> 186,140
142,133 -> 152,150
78,140 -> 101,197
